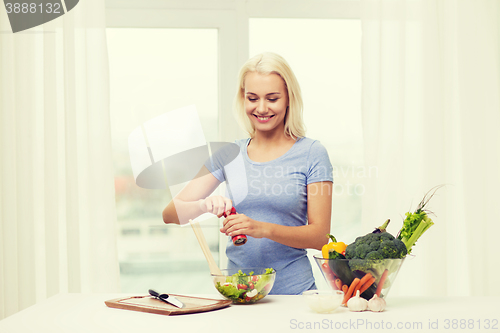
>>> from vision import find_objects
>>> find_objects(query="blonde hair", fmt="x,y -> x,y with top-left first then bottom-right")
234,52 -> 306,139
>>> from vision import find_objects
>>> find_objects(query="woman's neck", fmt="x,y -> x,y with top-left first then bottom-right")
247,129 -> 298,163
251,129 -> 295,147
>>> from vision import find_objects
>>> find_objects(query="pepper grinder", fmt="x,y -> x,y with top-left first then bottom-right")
223,207 -> 247,246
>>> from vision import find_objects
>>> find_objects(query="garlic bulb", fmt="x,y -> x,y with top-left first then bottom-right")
347,290 -> 368,312
368,294 -> 386,312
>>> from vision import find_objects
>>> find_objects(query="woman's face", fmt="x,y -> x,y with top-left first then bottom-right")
244,72 -> 289,135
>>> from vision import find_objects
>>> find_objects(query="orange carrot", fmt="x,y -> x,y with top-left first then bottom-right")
375,269 -> 389,296
354,273 -> 373,294
342,278 -> 360,304
335,279 -> 342,290
359,277 -> 376,295
342,284 -> 348,295
358,273 -> 373,289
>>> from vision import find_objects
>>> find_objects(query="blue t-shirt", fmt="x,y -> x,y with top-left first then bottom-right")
206,137 -> 333,294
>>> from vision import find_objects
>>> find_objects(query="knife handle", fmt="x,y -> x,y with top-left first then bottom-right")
223,207 -> 247,246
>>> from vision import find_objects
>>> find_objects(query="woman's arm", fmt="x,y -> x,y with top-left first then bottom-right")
221,181 -> 332,250
162,166 -> 232,224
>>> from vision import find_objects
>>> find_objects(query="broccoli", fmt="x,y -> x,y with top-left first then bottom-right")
344,227 -> 407,289
344,231 -> 407,261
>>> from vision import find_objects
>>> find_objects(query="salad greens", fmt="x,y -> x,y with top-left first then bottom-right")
216,283 -> 246,300
254,268 -> 274,291
215,268 -> 275,304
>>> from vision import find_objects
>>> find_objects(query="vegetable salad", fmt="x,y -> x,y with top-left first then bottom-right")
215,268 -> 275,304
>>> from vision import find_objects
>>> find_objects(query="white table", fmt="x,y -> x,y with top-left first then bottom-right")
0,294 -> 498,333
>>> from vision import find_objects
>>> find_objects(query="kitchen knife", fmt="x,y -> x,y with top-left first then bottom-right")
148,289 -> 184,308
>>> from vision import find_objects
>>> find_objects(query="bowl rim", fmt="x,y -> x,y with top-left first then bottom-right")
302,289 -> 344,296
312,254 -> 406,261
210,267 -> 276,277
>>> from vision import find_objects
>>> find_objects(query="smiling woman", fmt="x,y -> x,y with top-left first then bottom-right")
162,52 -> 334,295
105,1 -> 364,296
245,73 -> 288,130
235,52 -> 305,140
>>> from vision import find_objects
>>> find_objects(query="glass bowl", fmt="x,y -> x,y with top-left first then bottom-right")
303,290 -> 344,313
211,268 -> 276,304
313,255 -> 405,301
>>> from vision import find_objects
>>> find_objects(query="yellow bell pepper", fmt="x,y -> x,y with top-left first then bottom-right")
321,234 -> 347,259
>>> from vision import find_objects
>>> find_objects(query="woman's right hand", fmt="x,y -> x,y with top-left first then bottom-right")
198,196 -> 233,218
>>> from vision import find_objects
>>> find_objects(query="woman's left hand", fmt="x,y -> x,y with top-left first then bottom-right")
220,213 -> 268,239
